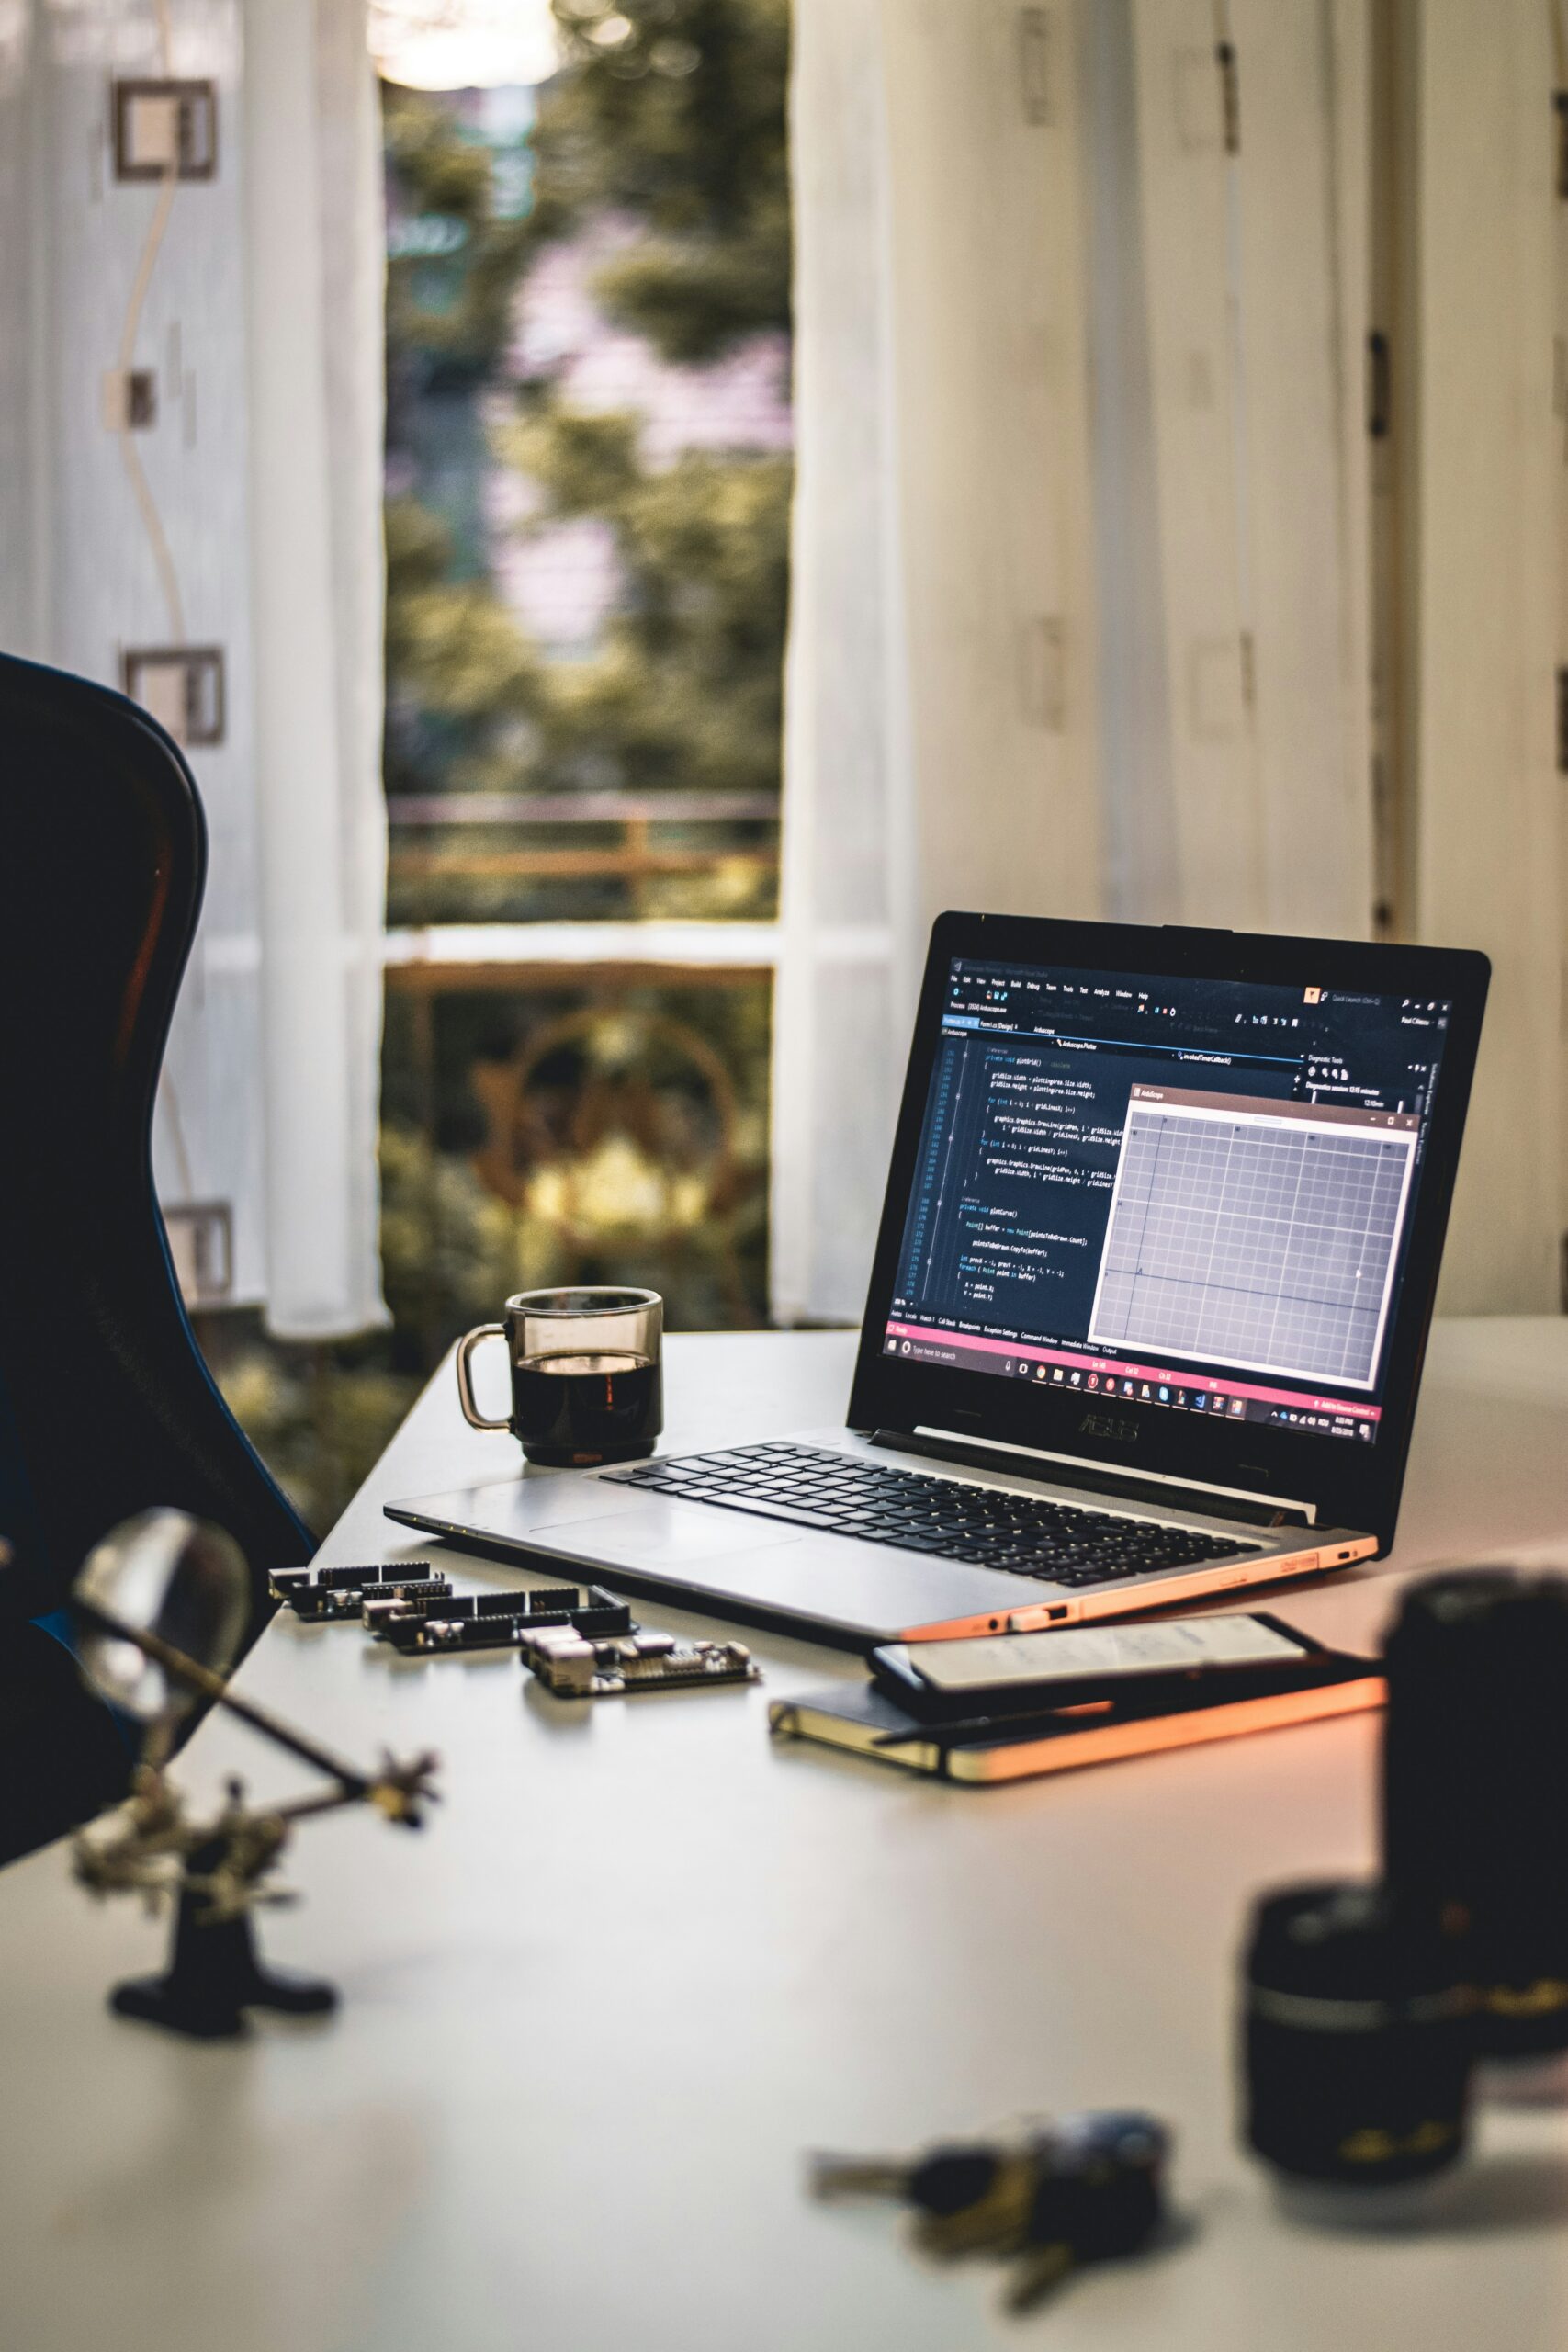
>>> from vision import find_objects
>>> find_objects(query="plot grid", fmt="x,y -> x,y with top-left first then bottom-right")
1090,1109 -> 1412,1386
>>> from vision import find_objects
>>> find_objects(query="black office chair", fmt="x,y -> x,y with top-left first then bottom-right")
0,651 -> 315,1864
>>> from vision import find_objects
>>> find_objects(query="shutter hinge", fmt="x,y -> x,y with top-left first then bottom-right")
1020,616 -> 1066,731
1558,668 -> 1568,774
1555,90 -> 1568,201
1216,40 -> 1241,154
1018,7 -> 1050,127
1367,332 -> 1391,438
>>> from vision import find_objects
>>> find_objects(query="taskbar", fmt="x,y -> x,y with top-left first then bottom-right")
882,1320 -> 1381,1442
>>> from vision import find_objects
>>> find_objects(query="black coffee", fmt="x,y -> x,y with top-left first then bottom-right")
511,1351 -> 662,1466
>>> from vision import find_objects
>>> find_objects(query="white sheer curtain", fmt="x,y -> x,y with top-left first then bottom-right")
244,0 -> 389,1336
774,0 -> 1103,1326
0,0 -> 387,1339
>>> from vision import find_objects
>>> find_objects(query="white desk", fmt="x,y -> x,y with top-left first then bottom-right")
3,1320 -> 1568,2351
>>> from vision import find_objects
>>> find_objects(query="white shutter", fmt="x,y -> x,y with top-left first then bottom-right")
775,0 -> 1101,1323
1413,0 -> 1562,1312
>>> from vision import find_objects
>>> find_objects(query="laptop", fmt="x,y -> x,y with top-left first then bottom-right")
386,913 -> 1488,1648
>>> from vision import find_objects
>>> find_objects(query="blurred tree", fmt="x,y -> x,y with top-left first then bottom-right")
384,493 -> 545,797
383,0 -> 794,821
384,84 -> 534,378
531,0 -> 792,364
217,7 -> 792,1530
500,0 -> 794,803
495,397 -> 791,797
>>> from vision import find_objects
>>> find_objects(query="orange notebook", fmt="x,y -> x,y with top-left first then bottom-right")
768,1658 -> 1383,1784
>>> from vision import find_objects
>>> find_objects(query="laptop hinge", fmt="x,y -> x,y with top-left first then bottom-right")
871,1427 -> 1317,1530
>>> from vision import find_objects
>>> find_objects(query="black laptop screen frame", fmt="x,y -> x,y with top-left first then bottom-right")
846,912 -> 1490,1551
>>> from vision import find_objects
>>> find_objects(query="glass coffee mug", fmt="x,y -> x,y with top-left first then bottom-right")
455,1286 -> 663,1467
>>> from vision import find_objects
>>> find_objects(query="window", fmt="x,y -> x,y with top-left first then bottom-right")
211,2 -> 793,1524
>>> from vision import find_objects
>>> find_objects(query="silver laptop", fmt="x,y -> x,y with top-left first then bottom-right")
386,912 -> 1487,1647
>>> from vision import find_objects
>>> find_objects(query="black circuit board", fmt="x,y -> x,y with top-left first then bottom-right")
378,1587 -> 635,1655
270,1564 -> 446,1623
270,1564 -> 635,1650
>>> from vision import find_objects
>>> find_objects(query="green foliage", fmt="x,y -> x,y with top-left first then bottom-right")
386,423 -> 790,808
500,1 -> 795,807
218,12 -> 793,1528
384,492 -> 453,593
377,1122 -> 517,1336
383,0 -> 795,828
533,0 -> 792,365
384,85 -> 534,376
391,579 -> 541,728
492,395 -> 791,797
214,1340 -> 418,1532
384,494 -> 543,797
504,403 -> 642,514
378,979 -> 774,1340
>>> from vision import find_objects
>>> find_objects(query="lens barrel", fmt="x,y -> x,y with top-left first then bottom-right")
1382,1569 -> 1568,2061
1242,1880 -> 1473,2187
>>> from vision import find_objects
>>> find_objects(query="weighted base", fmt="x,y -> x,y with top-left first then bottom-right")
107,1842 -> 338,2041
109,1951 -> 338,2039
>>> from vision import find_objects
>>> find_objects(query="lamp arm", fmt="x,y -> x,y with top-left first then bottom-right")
74,1598 -> 372,1799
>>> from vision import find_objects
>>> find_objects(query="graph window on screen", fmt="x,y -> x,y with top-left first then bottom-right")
884,956 -> 1450,1442
1089,1088 -> 1417,1389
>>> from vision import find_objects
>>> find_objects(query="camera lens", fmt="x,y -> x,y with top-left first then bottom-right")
1242,1880 -> 1472,2193
1382,1569 -> 1568,2064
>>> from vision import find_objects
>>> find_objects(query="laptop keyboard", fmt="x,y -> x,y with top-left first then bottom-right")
604,1442 -> 1263,1588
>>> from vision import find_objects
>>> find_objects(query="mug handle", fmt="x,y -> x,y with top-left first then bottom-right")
455,1324 -> 510,1430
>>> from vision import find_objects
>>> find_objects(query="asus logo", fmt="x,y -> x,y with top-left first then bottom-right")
1079,1410 -> 1139,1444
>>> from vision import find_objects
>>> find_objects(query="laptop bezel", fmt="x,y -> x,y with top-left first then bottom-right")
847,911 -> 1490,1553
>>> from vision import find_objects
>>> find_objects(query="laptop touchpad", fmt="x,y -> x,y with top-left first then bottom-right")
554,1502 -> 804,1566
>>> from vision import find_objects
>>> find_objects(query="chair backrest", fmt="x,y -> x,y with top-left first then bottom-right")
0,652 -> 313,1643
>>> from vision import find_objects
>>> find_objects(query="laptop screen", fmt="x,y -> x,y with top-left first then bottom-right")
882,956 -> 1456,1449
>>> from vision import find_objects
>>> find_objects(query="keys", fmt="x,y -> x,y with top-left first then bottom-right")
807,2112 -> 1169,2311
807,2142 -> 1005,2218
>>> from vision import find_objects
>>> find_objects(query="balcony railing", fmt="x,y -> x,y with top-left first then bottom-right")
386,791 -> 781,914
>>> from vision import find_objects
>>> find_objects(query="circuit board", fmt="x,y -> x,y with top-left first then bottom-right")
522,1625 -> 761,1698
377,1587 -> 634,1655
361,1582 -> 561,1633
271,1564 -> 636,1651
270,1564 -> 446,1623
